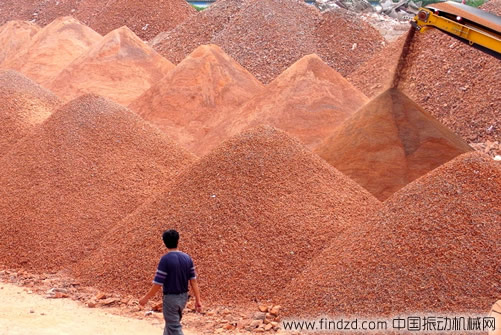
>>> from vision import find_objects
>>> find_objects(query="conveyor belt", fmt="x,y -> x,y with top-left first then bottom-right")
426,1 -> 501,33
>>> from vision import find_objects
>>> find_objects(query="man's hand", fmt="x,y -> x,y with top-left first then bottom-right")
140,284 -> 161,307
195,299 -> 203,313
189,278 -> 202,313
139,296 -> 149,307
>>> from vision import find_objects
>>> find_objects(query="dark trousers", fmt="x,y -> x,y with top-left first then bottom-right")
162,292 -> 188,335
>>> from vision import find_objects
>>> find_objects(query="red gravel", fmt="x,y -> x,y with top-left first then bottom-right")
480,0 -> 501,15
48,26 -> 174,106
150,0 -> 248,64
129,44 -> 265,156
79,0 -> 196,41
152,0 -> 384,83
348,28 -> 500,146
398,29 -> 500,145
0,94 -> 195,273
74,126 -> 380,305
347,31 -> 408,99
1,16 -> 102,86
213,54 -> 368,150
0,0 -> 39,26
209,0 -> 321,83
314,8 -> 385,77
0,0 -> 194,41
281,151 -> 501,317
0,20 -> 40,66
315,88 -> 472,201
0,69 -> 60,157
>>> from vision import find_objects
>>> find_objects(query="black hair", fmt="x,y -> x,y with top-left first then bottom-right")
162,229 -> 179,249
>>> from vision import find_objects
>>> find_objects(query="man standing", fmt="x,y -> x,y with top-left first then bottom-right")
139,229 -> 202,335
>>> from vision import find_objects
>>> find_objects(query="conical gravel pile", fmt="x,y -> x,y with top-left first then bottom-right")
281,151 -> 500,317
216,54 -> 368,150
1,16 -> 102,86
130,44 -> 264,156
0,94 -> 195,272
48,26 -> 174,106
150,0 -> 248,64
78,0 -> 195,40
75,126 -> 380,305
0,20 -> 40,66
0,70 -> 60,157
348,27 -> 500,146
152,0 -> 383,84
316,88 -> 473,201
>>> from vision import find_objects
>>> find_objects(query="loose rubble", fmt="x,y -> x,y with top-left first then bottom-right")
48,26 -> 174,106
0,95 -> 195,272
282,151 -> 501,316
214,54 -> 368,150
152,0 -> 384,83
129,44 -> 265,156
0,70 -> 60,157
315,88 -> 472,200
0,0 -> 195,41
0,16 -> 102,86
480,0 -> 501,15
75,126 -> 380,305
78,0 -> 196,40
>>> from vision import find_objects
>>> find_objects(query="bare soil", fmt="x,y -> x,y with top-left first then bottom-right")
0,282 -> 188,335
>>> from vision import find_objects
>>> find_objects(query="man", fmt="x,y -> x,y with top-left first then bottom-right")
139,229 -> 202,335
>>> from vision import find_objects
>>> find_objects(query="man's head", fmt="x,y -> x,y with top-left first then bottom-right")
162,229 -> 179,249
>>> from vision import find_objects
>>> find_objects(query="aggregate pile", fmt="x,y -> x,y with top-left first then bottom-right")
152,0 -> 384,83
215,54 -> 368,150
0,70 -> 61,157
397,29 -> 500,145
78,0 -> 196,40
347,33 -> 407,98
1,16 -> 102,86
27,0 -> 82,26
314,9 -> 385,77
48,26 -> 175,106
75,126 -> 380,305
208,0 -> 321,83
480,0 -> 501,15
281,151 -> 501,316
0,94 -> 195,272
150,0 -> 248,64
129,44 -> 265,156
0,0 -> 41,26
0,0 -> 194,41
349,28 -> 500,146
0,21 -> 40,66
315,88 -> 472,201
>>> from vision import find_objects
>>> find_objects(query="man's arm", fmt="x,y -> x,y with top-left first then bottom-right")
189,279 -> 202,312
139,283 -> 161,306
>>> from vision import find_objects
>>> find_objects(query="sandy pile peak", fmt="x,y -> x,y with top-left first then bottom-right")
1,16 -> 102,85
0,69 -> 60,157
0,20 -> 40,66
0,94 -> 195,272
281,151 -> 500,317
75,125 -> 380,305
211,53 -> 368,150
48,25 -> 174,105
316,88 -> 473,200
130,44 -> 265,156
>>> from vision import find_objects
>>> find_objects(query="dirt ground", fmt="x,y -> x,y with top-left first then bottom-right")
0,282 -> 196,335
